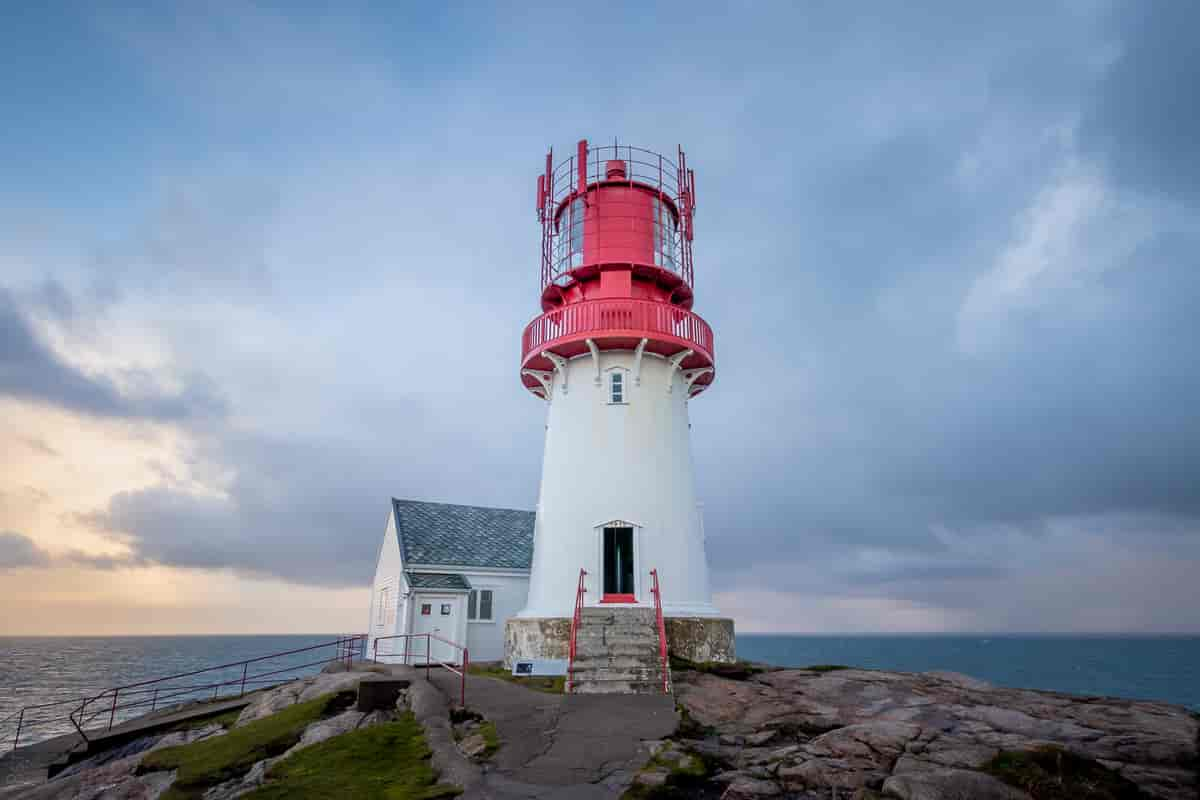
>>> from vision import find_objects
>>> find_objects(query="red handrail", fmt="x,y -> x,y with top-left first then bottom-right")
520,298 -> 714,371
649,569 -> 670,694
567,569 -> 587,693
56,634 -> 367,749
373,633 -> 469,707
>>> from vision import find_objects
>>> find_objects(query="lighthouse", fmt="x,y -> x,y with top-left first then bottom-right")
505,139 -> 735,681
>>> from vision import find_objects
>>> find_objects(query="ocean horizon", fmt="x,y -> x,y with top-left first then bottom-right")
3,633 -> 1197,748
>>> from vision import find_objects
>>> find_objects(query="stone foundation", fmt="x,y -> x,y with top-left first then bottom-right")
504,615 -> 736,667
664,617 -> 736,663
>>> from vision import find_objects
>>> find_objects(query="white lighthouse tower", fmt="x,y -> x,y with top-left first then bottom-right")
505,140 -> 735,683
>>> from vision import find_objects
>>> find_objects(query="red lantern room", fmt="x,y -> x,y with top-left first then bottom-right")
520,139 -> 715,399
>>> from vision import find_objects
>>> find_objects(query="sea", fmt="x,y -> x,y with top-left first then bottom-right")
1,634 -> 1197,749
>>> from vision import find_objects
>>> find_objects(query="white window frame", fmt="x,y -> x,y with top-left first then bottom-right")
467,588 -> 495,623
607,368 -> 629,405
376,587 -> 389,627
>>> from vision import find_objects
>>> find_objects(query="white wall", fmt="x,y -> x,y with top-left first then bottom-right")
367,511 -> 404,659
518,351 -> 720,619
460,573 -> 530,662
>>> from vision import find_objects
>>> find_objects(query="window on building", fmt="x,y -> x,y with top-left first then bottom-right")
468,589 -> 494,621
609,371 -> 625,404
420,603 -> 432,616
376,588 -> 389,626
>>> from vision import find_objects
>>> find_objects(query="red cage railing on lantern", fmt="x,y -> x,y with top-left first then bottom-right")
371,633 -> 469,708
537,141 -> 696,291
0,635 -> 367,751
566,568 -> 587,694
521,298 -> 714,368
649,569 -> 671,694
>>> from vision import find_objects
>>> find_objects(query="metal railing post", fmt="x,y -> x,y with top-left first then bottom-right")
12,709 -> 23,750
425,635 -> 431,681
404,635 -> 410,666
107,689 -> 119,731
461,648 -> 469,708
151,689 -> 159,712
239,662 -> 249,697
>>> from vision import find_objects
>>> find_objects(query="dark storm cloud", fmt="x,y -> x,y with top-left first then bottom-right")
1082,3 -> 1200,207
0,288 -> 226,420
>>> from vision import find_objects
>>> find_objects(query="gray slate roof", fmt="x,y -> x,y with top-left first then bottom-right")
392,498 -> 534,570
405,572 -> 472,590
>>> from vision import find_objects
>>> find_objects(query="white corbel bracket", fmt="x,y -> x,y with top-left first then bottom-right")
542,350 -> 569,394
586,338 -> 601,385
633,338 -> 648,386
521,369 -> 555,399
666,348 -> 694,393
683,367 -> 713,395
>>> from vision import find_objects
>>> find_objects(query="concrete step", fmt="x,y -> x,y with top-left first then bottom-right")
574,631 -> 659,644
570,666 -> 665,682
571,642 -> 657,652
580,608 -> 656,621
576,623 -> 662,633
572,655 -> 662,671
571,678 -> 668,695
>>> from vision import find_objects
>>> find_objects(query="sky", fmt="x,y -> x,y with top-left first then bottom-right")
2,1 -> 1198,635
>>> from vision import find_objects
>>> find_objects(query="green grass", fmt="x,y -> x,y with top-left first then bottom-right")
984,746 -> 1150,799
141,691 -> 354,799
244,713 -> 460,800
668,655 -> 765,680
478,720 -> 499,758
468,663 -> 564,694
621,747 -> 718,799
804,664 -> 851,673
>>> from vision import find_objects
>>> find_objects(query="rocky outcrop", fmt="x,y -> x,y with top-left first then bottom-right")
233,671 -> 365,726
670,666 -> 1199,799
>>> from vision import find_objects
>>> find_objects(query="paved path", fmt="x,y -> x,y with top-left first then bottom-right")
428,671 -> 677,799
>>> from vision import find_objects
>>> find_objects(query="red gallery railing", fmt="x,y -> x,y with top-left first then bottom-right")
372,633 -> 469,708
537,141 -> 696,291
566,568 -> 587,694
649,569 -> 671,694
1,635 -> 367,750
521,299 -> 714,367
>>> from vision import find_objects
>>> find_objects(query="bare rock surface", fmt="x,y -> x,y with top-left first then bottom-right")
15,721 -> 225,800
673,666 -> 1199,799
234,671 -> 364,726
883,768 -> 1033,799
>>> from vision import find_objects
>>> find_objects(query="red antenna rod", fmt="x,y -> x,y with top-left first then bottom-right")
577,139 -> 588,193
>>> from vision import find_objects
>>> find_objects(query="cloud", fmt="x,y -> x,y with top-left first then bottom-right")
0,531 -> 51,569
0,287 -> 226,421
1082,3 -> 1200,208
3,0 -> 1200,632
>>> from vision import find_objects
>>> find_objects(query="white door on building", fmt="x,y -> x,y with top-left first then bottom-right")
410,594 -> 463,664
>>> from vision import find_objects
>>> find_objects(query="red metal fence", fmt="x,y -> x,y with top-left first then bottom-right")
566,568 -> 587,694
372,633 -> 469,707
0,635 -> 366,751
521,298 -> 714,367
64,634 -> 366,746
538,140 -> 696,291
649,569 -> 671,694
